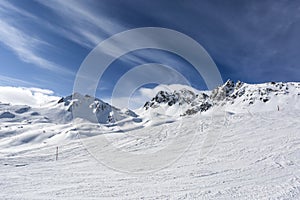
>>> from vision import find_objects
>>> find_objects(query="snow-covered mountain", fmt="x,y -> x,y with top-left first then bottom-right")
1,81 -> 300,199
0,93 -> 138,125
142,80 -> 300,116
1,80 -> 299,126
57,93 -> 138,124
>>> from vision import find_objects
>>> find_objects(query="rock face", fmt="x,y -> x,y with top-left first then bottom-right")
144,89 -> 201,110
143,87 -> 211,116
143,80 -> 300,116
210,79 -> 235,101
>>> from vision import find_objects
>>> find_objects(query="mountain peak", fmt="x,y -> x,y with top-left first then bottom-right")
142,81 -> 300,116
57,93 -> 137,124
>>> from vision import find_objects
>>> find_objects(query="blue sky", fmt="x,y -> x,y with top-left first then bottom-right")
0,0 -> 299,100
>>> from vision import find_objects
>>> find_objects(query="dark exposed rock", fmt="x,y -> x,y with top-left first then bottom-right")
58,97 -> 64,104
263,98 -> 269,103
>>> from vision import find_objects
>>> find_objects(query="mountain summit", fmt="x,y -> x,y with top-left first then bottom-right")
58,93 -> 138,124
142,80 -> 300,116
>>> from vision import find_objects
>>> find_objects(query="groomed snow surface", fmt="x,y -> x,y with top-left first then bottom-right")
0,109 -> 299,199
0,82 -> 300,199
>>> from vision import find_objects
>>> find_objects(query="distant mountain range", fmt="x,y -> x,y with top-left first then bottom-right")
0,80 -> 299,125
143,80 -> 300,116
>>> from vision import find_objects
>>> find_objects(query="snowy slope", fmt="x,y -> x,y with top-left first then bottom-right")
0,81 -> 300,199
0,107 -> 300,199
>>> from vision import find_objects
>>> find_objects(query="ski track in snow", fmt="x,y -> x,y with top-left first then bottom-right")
0,109 -> 300,199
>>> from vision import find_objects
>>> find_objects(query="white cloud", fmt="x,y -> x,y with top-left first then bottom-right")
0,86 -> 59,107
26,87 -> 54,95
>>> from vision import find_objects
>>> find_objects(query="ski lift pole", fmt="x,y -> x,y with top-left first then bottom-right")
56,146 -> 58,161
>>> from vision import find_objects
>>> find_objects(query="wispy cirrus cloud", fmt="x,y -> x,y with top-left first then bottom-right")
0,19 -> 72,75
1,0 -> 175,81
0,74 -> 35,86
36,0 -> 126,49
0,1 -> 73,75
0,0 -> 36,19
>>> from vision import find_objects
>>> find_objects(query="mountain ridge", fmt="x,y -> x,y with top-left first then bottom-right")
0,80 -> 299,124
142,80 -> 300,116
